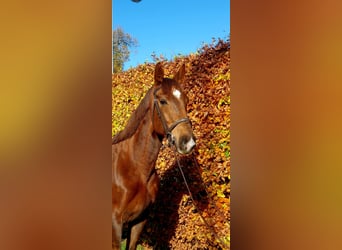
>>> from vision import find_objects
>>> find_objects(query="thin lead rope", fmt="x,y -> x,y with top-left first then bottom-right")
173,150 -> 229,249
191,154 -> 230,228
153,86 -> 229,247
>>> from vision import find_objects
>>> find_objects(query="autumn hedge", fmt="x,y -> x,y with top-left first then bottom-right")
112,39 -> 230,249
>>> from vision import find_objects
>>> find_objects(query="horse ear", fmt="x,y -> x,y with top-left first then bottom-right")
154,62 -> 164,85
173,63 -> 186,84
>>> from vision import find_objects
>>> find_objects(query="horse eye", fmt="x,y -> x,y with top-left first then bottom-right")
160,99 -> 168,105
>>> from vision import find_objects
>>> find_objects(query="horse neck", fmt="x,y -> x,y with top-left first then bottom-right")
132,105 -> 162,178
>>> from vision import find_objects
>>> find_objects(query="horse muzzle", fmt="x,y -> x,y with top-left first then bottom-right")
175,134 -> 196,155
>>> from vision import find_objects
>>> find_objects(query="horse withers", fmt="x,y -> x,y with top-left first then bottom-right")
112,62 -> 196,249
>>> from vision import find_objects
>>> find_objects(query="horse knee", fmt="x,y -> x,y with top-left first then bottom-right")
112,216 -> 122,249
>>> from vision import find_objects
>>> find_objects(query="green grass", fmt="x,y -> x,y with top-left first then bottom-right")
120,240 -> 145,250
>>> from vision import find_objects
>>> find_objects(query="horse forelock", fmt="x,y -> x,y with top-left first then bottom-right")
160,78 -> 183,95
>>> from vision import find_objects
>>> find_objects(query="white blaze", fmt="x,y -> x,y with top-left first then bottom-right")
173,89 -> 181,99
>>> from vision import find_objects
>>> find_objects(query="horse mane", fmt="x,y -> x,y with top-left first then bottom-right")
112,87 -> 153,144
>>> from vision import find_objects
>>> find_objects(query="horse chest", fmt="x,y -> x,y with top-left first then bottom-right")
124,172 -> 159,221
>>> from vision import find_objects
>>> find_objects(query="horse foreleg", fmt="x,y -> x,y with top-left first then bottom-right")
127,219 -> 147,250
112,215 -> 122,250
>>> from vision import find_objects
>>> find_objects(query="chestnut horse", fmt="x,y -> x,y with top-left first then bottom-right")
112,63 -> 196,249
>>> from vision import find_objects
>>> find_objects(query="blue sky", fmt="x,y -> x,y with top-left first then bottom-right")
113,0 -> 230,70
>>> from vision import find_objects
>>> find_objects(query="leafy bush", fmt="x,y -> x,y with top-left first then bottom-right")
113,39 -> 230,249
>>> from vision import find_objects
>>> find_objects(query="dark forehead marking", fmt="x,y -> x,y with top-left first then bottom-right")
161,78 -> 180,94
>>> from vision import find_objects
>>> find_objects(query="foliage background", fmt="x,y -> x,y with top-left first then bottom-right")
112,39 -> 230,249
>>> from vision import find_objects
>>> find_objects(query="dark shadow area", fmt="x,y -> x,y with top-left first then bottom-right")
139,153 -> 209,249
